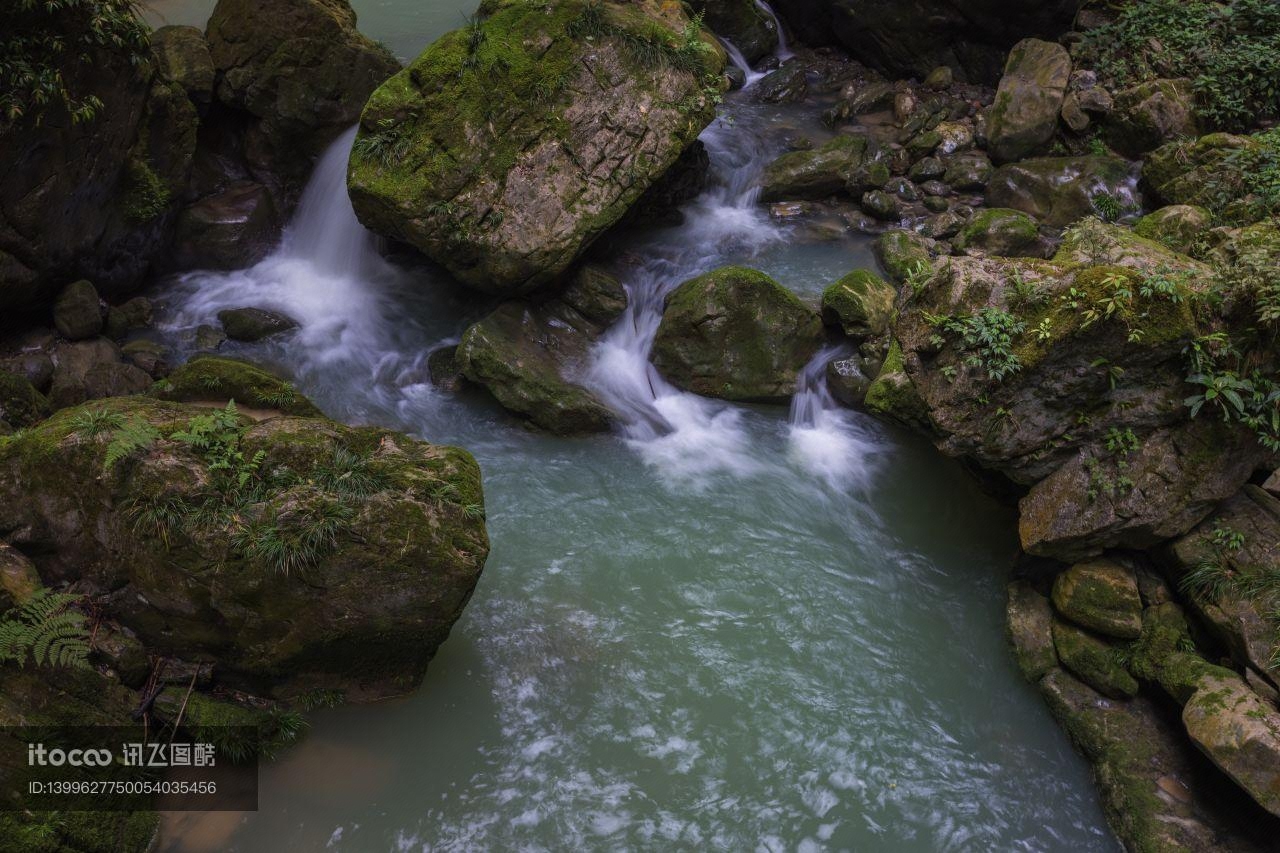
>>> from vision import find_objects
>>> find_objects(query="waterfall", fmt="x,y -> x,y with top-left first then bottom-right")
754,0 -> 794,61
787,345 -> 878,490
720,38 -> 766,89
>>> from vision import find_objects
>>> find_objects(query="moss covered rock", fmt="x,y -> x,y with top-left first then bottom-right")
1144,133 -> 1266,218
820,269 -> 895,338
652,266 -> 823,402
986,155 -> 1137,227
693,0 -> 776,62
986,39 -> 1072,164
1183,673 -> 1280,819
1051,558 -> 1142,640
1133,205 -> 1212,253
348,0 -> 723,295
953,207 -> 1043,257
1105,78 -> 1198,159
864,338 -> 931,429
873,229 -> 935,285
218,307 -> 298,342
759,135 -> 871,202
0,371 -> 50,429
1051,617 -> 1138,699
152,356 -> 321,417
0,396 -> 488,699
1006,580 -> 1057,682
152,25 -> 215,104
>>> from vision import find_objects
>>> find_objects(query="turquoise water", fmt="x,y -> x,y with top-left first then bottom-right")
148,2 -> 1117,850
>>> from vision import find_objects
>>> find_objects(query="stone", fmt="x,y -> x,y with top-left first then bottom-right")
1106,79 -> 1198,159
919,209 -> 966,238
1051,617 -> 1138,699
1051,559 -> 1142,639
194,324 -> 226,351
121,340 -> 170,379
171,182 -> 281,271
933,121 -> 973,156
217,307 -> 299,342
860,190 -> 901,221
941,151 -> 992,191
83,362 -> 152,400
908,156 -> 944,182
825,356 -> 871,407
986,156 -> 1137,227
1144,133 -> 1268,217
0,544 -> 41,607
1134,205 -> 1213,254
953,208 -> 1043,257
756,62 -> 808,104
1005,580 -> 1057,682
692,0 -> 776,62
1183,673 -> 1280,818
0,371 -> 50,429
986,39 -> 1072,164
52,280 -> 103,341
104,296 -> 154,340
347,0 -> 723,295
872,229 -> 935,284
923,66 -> 953,91
864,338 -> 930,430
151,25 -> 215,104
820,269 -> 896,338
651,266 -> 823,402
47,338 -> 124,411
760,135 -> 871,202
152,356 -> 321,417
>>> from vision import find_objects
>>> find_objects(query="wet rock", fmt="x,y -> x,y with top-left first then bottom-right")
622,140 -> 710,227
153,357 -> 319,416
864,338 -> 930,430
760,135 -> 871,201
652,266 -> 823,402
933,121 -> 974,156
151,25 -> 215,105
985,155 -> 1137,227
953,207 -> 1043,257
1134,205 -> 1213,254
0,544 -> 41,609
1183,674 -> 1280,818
918,179 -> 950,198
171,182 -> 281,271
0,372 -> 50,429
0,396 -> 489,700
92,627 -> 150,688
908,156 -> 944,181
941,151 -> 992,191
692,0 -> 777,62
218,307 -> 299,342
0,351 -> 54,393
820,269 -> 895,338
194,324 -> 226,351
426,346 -> 464,391
1144,133 -> 1267,216
986,39 -> 1072,164
1106,79 -> 1198,159
120,339 -> 170,379
919,209 -> 966,238
52,280 -> 104,341
1051,618 -> 1138,699
1051,559 -> 1142,639
83,361 -> 152,400
860,190 -> 901,221
104,296 -> 154,341
47,338 -> 124,410
923,66 -> 953,91
756,62 -> 808,103
825,356 -> 871,407
348,0 -> 722,295
872,229 -> 936,283
1006,580 -> 1057,682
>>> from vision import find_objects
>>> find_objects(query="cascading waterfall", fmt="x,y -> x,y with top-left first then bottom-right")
755,0 -> 794,61
720,38 -> 767,89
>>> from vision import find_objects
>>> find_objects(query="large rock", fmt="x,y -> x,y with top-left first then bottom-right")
986,156 -> 1138,227
1005,580 -> 1056,682
52,280 -> 103,341
0,396 -> 489,699
456,267 -> 624,435
348,0 -> 724,295
1183,674 -> 1280,819
759,135 -> 872,202
206,0 -> 399,188
218,306 -> 298,341
820,269 -> 895,338
1144,133 -> 1270,221
692,0 -> 777,63
953,208 -> 1044,257
1106,79 -> 1198,159
1051,558 -> 1142,639
1134,205 -> 1213,253
986,39 -> 1072,164
1050,617 -> 1138,699
171,182 -> 281,270
152,25 -> 216,105
0,372 -> 50,429
771,0 -> 1077,83
651,266 -> 823,402
152,356 -> 322,417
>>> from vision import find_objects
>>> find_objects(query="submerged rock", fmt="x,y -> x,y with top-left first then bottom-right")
986,39 -> 1071,164
0,396 -> 489,699
348,0 -> 724,295
217,307 -> 299,342
651,266 -> 823,402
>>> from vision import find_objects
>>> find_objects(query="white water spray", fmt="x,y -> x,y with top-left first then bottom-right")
755,0 -> 794,61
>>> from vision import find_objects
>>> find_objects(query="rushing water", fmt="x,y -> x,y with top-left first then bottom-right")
145,3 -> 1117,850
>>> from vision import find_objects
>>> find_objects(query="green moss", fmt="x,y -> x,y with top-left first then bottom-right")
151,357 -> 320,417
874,230 -> 934,285
119,158 -> 171,223
0,371 -> 49,429
1052,619 -> 1139,698
864,338 -> 931,428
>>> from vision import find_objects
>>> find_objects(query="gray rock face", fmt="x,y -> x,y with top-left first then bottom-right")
986,39 -> 1071,164
152,25 -> 216,104
53,280 -> 104,341
172,182 -> 281,271
985,156 -> 1137,227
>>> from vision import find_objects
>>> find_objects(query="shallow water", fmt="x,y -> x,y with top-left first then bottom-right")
148,2 -> 1117,849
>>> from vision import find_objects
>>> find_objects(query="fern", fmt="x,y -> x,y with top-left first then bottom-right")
102,418 -> 159,472
0,588 -> 90,670
70,408 -> 125,438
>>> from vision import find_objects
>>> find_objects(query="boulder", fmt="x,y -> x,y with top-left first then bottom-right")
47,338 -> 125,410
52,280 -> 104,341
104,296 -> 154,341
217,307 -> 299,342
0,544 -> 41,608
820,269 -> 895,338
759,135 -> 871,202
651,266 -> 823,402
864,338 -> 930,429
825,355 -> 872,407
860,189 -> 901,221
456,289 -> 620,435
348,0 -> 724,295
986,39 -> 1072,164
0,371 -> 50,429
206,0 -> 400,186
755,62 -> 808,104
692,0 -> 777,63
152,356 -> 322,417
1183,674 -> 1280,819
872,229 -> 935,284
942,150 -> 993,191
152,25 -> 215,104
1106,79 -> 1198,159
1144,133 -> 1271,221
83,361 -> 152,400
1050,618 -> 1138,699
120,339 -> 170,379
171,182 -> 281,271
1005,580 -> 1057,682
1134,205 -> 1213,253
0,396 -> 489,700
953,208 -> 1043,257
1051,559 -> 1142,639
986,156 -> 1138,227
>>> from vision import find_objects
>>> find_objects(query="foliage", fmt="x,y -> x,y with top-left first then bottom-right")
932,308 -> 1026,382
0,588 -> 90,670
70,407 -> 124,438
170,401 -> 265,491
1084,427 -> 1140,502
1081,0 -> 1280,130
570,4 -> 713,76
101,417 -> 159,472
0,0 -> 150,124
1090,191 -> 1123,223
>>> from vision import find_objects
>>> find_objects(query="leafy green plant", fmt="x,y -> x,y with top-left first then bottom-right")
170,401 -> 265,490
935,308 -> 1026,382
1090,192 -> 1123,223
231,500 -> 352,575
70,407 -> 125,438
102,417 -> 159,472
0,588 -> 90,670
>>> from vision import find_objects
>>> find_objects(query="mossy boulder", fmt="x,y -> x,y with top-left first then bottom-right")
864,338 -> 930,429
0,396 -> 489,699
820,269 -> 895,338
986,156 -> 1137,226
52,280 -> 103,341
694,0 -> 776,62
457,295 -> 618,436
1051,558 -> 1142,640
1133,205 -> 1212,253
151,356 -> 322,417
986,39 -> 1071,164
152,25 -> 215,104
348,0 -> 724,295
651,266 -> 823,402
1143,133 -> 1266,217
1005,580 -> 1057,682
218,307 -> 298,342
1050,617 -> 1138,699
759,135 -> 871,202
1105,78 -> 1198,159
1183,673 -> 1280,819
872,229 -> 935,285
953,207 -> 1043,257
206,0 -> 399,183
0,371 -> 50,429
